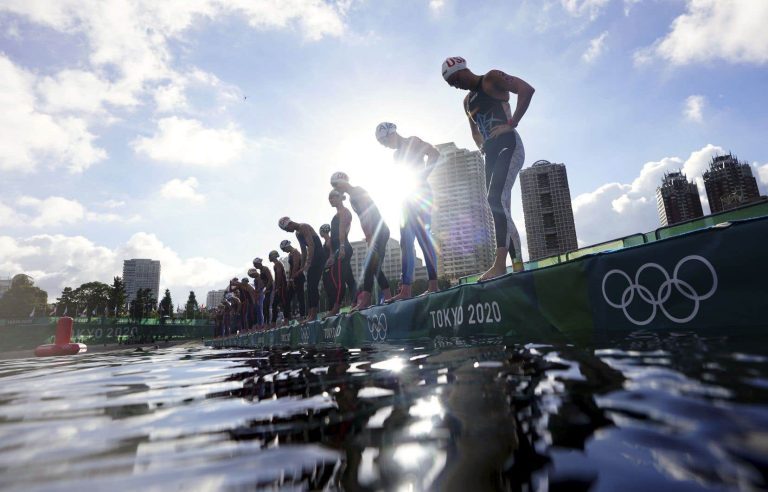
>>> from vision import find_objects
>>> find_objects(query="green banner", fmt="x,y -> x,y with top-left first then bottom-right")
209,216 -> 768,350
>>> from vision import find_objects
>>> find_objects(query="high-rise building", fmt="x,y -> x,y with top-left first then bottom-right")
122,259 -> 161,303
655,171 -> 704,226
206,289 -> 226,309
349,237 -> 427,288
520,160 -> 578,261
703,154 -> 761,213
430,142 -> 495,281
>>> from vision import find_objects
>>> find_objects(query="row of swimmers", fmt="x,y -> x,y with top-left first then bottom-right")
213,56 -> 535,335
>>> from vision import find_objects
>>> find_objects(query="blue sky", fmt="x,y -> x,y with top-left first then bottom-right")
1,0 -> 766,303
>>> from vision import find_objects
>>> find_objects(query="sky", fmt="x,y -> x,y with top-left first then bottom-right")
1,0 -> 767,305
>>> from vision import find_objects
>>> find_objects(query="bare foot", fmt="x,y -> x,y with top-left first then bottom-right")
478,265 -> 507,282
350,292 -> 371,312
386,285 -> 412,303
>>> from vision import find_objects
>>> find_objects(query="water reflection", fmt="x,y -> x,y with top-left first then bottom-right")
0,330 -> 765,490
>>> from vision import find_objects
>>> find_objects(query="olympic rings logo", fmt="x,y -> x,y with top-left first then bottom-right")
367,314 -> 388,342
601,255 -> 718,326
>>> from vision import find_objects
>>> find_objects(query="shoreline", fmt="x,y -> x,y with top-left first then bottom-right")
0,339 -> 203,361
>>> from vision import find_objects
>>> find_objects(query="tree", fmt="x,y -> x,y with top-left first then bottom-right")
0,274 -> 48,318
129,288 -> 157,321
159,289 -> 173,317
185,291 -> 199,318
72,281 -> 111,319
56,287 -> 76,316
108,276 -> 127,317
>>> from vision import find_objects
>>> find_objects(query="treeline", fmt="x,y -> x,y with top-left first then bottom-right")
0,273 -> 204,321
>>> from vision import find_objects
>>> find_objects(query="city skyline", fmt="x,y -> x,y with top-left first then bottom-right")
1,0 -> 767,302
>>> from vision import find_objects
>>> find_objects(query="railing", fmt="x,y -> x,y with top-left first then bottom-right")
458,198 -> 768,285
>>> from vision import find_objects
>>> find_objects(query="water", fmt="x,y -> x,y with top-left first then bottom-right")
0,331 -> 767,491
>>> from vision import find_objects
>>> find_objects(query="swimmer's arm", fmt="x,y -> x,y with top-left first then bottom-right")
490,70 -> 535,128
421,141 -> 441,177
464,94 -> 485,151
301,226 -> 315,271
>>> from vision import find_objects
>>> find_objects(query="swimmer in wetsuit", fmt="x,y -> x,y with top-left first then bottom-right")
442,56 -> 535,281
269,250 -> 289,325
280,239 -> 305,319
279,217 -> 325,322
330,171 -> 392,310
253,258 -> 274,328
327,189 -> 357,316
375,122 -> 440,300
319,224 -> 336,313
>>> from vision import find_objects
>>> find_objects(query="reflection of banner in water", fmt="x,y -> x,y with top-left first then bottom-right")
209,216 -> 768,350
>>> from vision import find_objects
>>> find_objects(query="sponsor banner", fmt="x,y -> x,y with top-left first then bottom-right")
588,218 -> 767,333
206,217 -> 768,350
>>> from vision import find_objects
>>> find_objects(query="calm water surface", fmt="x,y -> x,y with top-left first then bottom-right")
1,330 -> 767,491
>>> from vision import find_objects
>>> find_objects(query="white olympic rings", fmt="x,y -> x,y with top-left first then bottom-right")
601,255 -> 717,326
367,314 -> 388,341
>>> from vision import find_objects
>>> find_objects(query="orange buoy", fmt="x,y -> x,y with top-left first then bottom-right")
35,317 -> 87,357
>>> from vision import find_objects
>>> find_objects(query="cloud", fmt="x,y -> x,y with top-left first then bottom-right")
572,144 -> 724,245
684,95 -> 706,123
561,0 -> 611,20
429,0 -> 446,13
132,117 -> 245,166
755,163 -> 768,189
1,196 -> 138,228
0,55 -> 107,173
583,31 -> 608,63
0,232 -> 240,303
636,0 -> 768,65
160,177 -> 206,203
100,200 -> 126,209
623,0 -> 641,16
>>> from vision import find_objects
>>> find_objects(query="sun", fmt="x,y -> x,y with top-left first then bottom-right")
333,140 -> 419,241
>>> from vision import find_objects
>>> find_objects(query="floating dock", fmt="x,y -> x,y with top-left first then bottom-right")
207,205 -> 768,350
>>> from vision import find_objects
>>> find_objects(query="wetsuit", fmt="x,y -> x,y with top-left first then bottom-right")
395,137 -> 438,284
466,76 -> 524,261
321,237 -> 336,309
349,187 -> 390,293
287,250 -> 306,317
297,229 -> 325,310
260,268 -> 273,325
330,213 -> 356,305
272,262 -> 288,322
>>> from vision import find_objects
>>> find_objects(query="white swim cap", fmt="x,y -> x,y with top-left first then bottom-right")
442,56 -> 467,81
278,216 -> 291,231
330,172 -> 349,186
319,224 -> 331,235
375,122 -> 397,143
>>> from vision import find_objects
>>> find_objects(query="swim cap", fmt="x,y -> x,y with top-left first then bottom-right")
280,239 -> 291,250
328,189 -> 345,200
375,122 -> 397,143
252,257 -> 262,266
330,171 -> 349,186
278,216 -> 291,231
240,278 -> 248,283
442,56 -> 467,81
247,267 -> 259,278
268,250 -> 279,261
320,224 -> 331,235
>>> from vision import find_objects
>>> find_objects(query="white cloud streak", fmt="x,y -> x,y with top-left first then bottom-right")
583,31 -> 608,63
160,177 -> 206,203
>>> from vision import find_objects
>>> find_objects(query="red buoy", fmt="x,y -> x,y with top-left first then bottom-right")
35,317 -> 87,357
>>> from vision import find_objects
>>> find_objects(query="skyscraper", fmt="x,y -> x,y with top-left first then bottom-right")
520,160 -> 578,261
349,237 -> 427,288
206,289 -> 226,309
703,154 -> 761,213
122,259 -> 161,303
656,171 -> 704,226
430,142 -> 495,281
